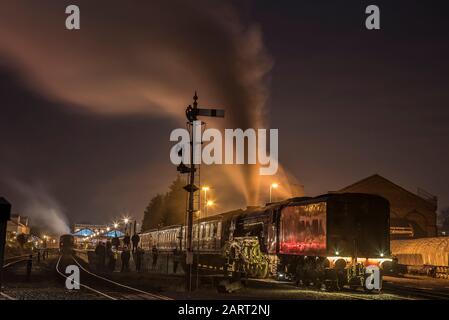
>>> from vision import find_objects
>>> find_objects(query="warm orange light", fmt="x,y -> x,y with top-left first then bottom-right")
206,200 -> 214,206
202,186 -> 210,191
271,183 -> 279,189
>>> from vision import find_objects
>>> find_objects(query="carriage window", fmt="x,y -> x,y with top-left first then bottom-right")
201,224 -> 206,238
217,222 -> 222,238
206,224 -> 210,238
211,223 -> 216,237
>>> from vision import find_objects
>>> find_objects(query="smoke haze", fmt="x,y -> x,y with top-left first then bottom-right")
0,0 -> 274,206
7,180 -> 70,235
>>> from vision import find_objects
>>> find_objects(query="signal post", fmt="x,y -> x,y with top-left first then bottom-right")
177,92 -> 224,292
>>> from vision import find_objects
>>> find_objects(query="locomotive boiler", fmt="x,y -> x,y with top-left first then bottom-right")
139,193 -> 391,290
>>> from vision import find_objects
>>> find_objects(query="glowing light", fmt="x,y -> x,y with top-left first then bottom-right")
206,200 -> 214,207
202,186 -> 210,191
269,183 -> 280,202
113,222 -> 119,229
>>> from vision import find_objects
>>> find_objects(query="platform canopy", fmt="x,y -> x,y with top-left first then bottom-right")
105,230 -> 124,238
73,228 -> 94,237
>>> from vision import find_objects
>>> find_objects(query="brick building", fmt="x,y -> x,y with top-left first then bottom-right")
338,174 -> 437,239
6,214 -> 30,237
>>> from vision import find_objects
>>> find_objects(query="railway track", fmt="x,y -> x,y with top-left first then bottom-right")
56,255 -> 172,300
1,254 -> 36,300
383,282 -> 449,300
2,254 -> 33,269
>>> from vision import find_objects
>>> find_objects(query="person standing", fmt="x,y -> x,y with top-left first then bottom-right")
112,236 -> 120,250
106,241 -> 116,272
95,242 -> 106,272
172,248 -> 179,274
131,233 -> 140,253
151,245 -> 158,270
135,247 -> 144,272
123,234 -> 131,248
121,246 -> 131,272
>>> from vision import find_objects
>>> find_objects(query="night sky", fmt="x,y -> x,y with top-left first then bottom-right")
1,1 -> 448,232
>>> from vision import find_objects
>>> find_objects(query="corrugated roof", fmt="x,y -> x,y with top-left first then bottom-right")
391,237 -> 449,266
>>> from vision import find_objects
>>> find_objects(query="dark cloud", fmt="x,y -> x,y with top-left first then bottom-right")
0,0 -> 276,228
0,0 -> 271,126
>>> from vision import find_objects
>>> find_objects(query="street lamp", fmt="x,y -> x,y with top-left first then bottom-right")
269,183 -> 279,202
202,186 -> 210,218
206,200 -> 215,215
123,216 -> 130,234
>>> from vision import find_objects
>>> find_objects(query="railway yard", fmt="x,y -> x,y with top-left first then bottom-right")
2,252 -> 449,301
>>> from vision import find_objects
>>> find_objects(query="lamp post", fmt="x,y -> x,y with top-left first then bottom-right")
202,186 -> 209,218
206,200 -> 214,216
269,183 -> 279,203
123,217 -> 130,235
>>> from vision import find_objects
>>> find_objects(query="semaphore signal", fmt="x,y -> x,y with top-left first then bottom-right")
179,92 -> 225,292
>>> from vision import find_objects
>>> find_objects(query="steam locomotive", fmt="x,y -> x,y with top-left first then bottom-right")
59,234 -> 75,255
140,193 -> 391,290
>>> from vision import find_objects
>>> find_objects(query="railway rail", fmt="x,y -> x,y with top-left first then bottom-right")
56,255 -> 172,300
2,254 -> 33,269
1,254 -> 36,300
383,282 -> 449,300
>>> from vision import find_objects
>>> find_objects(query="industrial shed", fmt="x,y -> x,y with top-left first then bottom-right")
391,237 -> 449,278
338,174 -> 437,238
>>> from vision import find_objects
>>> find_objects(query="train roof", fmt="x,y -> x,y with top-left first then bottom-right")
287,192 -> 389,206
141,224 -> 183,234
139,193 -> 389,232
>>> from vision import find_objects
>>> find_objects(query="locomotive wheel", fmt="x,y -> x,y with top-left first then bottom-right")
349,277 -> 363,291
323,280 -> 336,291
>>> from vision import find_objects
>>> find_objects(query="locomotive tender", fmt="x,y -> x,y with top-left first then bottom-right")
140,193 -> 391,290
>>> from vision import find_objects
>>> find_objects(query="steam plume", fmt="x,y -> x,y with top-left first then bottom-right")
0,0 -> 273,206
8,180 -> 70,235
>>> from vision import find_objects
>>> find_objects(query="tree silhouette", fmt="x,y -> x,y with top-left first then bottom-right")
141,175 -> 187,231
142,194 -> 165,231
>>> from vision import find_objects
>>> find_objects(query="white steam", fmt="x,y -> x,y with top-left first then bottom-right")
9,180 -> 70,235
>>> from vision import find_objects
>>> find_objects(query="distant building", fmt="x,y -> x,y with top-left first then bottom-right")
338,174 -> 437,239
6,214 -> 30,238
